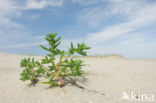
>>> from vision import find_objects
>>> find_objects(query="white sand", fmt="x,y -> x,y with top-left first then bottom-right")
0,52 -> 156,103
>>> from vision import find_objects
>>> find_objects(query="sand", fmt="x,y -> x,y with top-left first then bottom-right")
0,52 -> 156,103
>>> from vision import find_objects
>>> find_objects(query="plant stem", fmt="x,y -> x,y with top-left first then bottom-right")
57,54 -> 65,73
55,72 -> 64,87
55,54 -> 65,87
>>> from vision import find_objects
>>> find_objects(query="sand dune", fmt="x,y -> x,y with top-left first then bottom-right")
0,52 -> 156,103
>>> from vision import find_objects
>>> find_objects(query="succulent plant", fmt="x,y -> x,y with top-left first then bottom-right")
20,33 -> 90,87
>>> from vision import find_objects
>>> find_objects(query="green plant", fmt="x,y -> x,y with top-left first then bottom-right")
20,33 -> 90,87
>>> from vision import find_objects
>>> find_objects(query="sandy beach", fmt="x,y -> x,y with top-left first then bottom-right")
0,52 -> 156,103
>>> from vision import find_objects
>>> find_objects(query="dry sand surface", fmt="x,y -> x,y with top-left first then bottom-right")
0,52 -> 156,103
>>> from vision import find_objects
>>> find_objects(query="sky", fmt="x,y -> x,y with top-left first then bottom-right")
0,0 -> 156,58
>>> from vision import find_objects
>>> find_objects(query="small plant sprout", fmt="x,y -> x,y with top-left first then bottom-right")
20,33 -> 91,87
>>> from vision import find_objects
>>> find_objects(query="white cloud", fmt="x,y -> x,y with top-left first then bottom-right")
75,0 -> 156,58
0,18 -> 22,29
0,41 -> 47,49
108,0 -> 136,3
0,0 -> 22,29
0,38 -> 80,50
25,0 -> 63,9
0,0 -> 60,50
77,6 -> 109,27
0,0 -> 63,32
119,33 -> 147,45
87,40 -> 156,58
26,14 -> 41,19
86,24 -> 133,44
0,0 -> 17,17
72,0 -> 100,5
77,0 -> 147,27
120,41 -> 156,58
85,1 -> 156,44
0,0 -> 24,48
109,0 -> 144,19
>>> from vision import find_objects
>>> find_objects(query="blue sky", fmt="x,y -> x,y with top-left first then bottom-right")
0,0 -> 156,58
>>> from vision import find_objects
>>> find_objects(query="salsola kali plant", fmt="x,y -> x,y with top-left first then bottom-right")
20,33 -> 90,87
